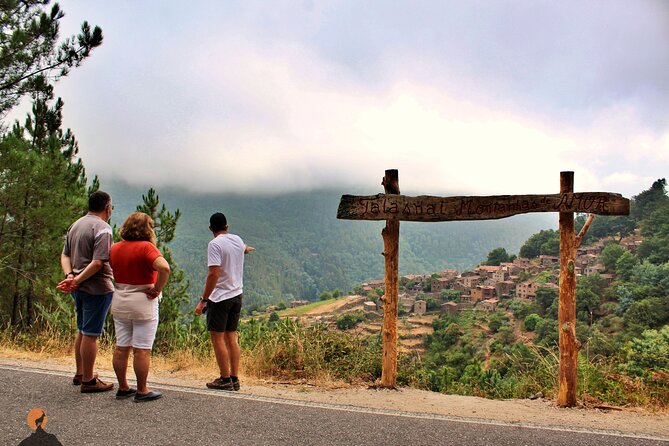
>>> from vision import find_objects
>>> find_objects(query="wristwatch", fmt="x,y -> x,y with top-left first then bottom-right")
200,297 -> 209,303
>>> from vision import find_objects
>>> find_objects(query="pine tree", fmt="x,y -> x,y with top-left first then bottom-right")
0,1 -> 103,115
135,188 -> 191,351
0,95 -> 88,326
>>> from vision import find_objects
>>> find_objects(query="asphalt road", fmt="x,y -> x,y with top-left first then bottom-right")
1,366 -> 667,446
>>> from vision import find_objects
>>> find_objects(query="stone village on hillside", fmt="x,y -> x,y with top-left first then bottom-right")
282,233 -> 643,321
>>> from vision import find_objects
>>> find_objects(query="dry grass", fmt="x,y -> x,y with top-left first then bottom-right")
0,331 -> 361,389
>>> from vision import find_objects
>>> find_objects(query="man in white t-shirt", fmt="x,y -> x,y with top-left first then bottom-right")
195,212 -> 254,391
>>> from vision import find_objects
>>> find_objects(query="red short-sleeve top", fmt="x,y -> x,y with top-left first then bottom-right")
110,240 -> 162,285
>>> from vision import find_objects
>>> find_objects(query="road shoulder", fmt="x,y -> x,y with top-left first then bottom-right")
1,354 -> 667,440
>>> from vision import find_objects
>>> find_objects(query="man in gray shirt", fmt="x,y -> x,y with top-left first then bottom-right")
58,191 -> 115,393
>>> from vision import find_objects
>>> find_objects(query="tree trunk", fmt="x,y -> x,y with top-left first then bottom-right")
381,169 -> 400,388
11,191 -> 30,326
26,281 -> 34,326
557,171 -> 580,407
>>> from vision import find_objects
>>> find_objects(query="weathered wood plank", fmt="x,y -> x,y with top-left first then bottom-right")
337,192 -> 630,221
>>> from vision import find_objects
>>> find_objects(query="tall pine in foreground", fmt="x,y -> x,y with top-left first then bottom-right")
0,96 -> 88,326
0,0 -> 103,330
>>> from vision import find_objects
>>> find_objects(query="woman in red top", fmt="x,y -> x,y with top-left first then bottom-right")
110,212 -> 170,402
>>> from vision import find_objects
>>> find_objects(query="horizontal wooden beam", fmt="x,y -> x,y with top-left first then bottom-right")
337,192 -> 630,222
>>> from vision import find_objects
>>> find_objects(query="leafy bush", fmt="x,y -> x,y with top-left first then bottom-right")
622,327 -> 669,379
523,314 -> 542,331
335,311 -> 365,330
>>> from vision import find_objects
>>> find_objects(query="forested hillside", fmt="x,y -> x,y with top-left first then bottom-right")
105,182 -> 555,307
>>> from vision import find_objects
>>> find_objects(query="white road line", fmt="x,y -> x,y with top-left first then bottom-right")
1,363 -> 667,443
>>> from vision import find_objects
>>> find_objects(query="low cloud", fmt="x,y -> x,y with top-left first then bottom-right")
46,0 -> 668,198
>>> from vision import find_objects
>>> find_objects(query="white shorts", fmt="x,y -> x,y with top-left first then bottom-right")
113,316 -> 159,350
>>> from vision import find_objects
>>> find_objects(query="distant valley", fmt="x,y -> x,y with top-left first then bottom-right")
104,181 -> 556,307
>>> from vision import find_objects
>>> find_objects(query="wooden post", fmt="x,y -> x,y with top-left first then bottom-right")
381,169 -> 400,388
557,171 -> 580,407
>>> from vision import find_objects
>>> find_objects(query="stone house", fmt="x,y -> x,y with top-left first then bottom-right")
414,300 -> 427,315
592,240 -> 607,254
400,295 -> 415,313
527,265 -> 543,275
431,277 -> 454,293
600,273 -> 616,286
584,263 -> 606,276
452,281 -> 467,293
492,268 -> 508,283
475,265 -> 501,279
516,282 -> 539,300
538,282 -> 559,292
576,254 -> 598,269
438,269 -> 459,280
400,274 -> 417,285
579,242 -> 605,256
471,285 -> 495,303
459,274 -> 482,289
363,301 -> 378,312
290,300 -> 310,308
368,279 -> 385,289
514,257 -> 531,268
478,298 -> 499,312
441,301 -> 459,314
540,255 -> 560,267
495,280 -> 516,297
620,235 -> 643,253
401,274 -> 428,285
500,262 -> 521,275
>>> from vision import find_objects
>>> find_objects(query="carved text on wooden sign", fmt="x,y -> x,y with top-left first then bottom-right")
337,192 -> 630,222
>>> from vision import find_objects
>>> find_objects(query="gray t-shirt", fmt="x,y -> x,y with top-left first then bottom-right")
62,214 -> 114,295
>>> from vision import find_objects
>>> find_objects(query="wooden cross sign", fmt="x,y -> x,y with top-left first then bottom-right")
337,170 -> 630,407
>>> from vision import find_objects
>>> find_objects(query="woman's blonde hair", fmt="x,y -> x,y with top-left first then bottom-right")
120,212 -> 156,245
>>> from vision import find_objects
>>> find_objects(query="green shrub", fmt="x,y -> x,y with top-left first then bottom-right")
335,311 -> 365,330
523,314 -> 542,331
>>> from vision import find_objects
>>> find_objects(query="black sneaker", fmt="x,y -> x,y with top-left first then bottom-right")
206,377 -> 234,391
116,387 -> 137,400
232,379 -> 240,391
134,390 -> 163,403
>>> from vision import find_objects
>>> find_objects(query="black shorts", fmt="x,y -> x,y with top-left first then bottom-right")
206,294 -> 242,332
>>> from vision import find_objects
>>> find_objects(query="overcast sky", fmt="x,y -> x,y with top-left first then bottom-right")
20,0 -> 669,197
